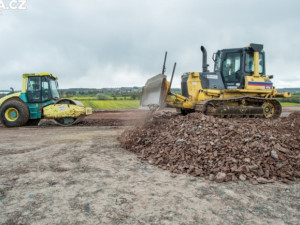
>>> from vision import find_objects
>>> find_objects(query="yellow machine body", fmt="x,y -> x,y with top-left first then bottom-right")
43,103 -> 92,118
140,44 -> 291,118
165,72 -> 290,110
0,93 -> 21,107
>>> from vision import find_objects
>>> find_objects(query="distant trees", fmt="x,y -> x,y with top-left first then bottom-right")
59,90 -> 76,98
130,92 -> 141,100
96,93 -> 110,100
57,88 -> 142,101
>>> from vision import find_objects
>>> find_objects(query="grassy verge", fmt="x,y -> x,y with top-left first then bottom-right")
280,102 -> 300,107
70,96 -> 134,101
70,96 -> 96,100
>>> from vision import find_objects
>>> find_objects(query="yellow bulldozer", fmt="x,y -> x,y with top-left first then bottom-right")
0,73 -> 92,127
141,43 -> 291,118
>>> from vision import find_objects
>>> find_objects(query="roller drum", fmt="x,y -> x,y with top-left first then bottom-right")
54,99 -> 86,126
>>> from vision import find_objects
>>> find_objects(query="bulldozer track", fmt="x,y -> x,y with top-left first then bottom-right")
195,96 -> 282,119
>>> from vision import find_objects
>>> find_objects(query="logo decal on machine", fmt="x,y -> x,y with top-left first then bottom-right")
58,105 -> 67,111
248,82 -> 273,89
207,75 -> 218,79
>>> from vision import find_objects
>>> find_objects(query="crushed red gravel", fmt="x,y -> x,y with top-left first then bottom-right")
119,111 -> 300,184
76,110 -> 151,126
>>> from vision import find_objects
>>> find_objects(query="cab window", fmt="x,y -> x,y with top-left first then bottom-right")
41,77 -> 51,101
49,79 -> 60,99
222,52 -> 241,83
245,53 -> 263,74
214,52 -> 222,72
27,77 -> 41,102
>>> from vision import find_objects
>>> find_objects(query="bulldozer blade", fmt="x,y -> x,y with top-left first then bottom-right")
140,74 -> 168,110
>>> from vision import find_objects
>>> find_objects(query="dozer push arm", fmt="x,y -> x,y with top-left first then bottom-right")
165,92 -> 195,109
272,91 -> 291,98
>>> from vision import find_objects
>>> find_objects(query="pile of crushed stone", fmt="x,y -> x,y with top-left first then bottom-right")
119,112 -> 300,184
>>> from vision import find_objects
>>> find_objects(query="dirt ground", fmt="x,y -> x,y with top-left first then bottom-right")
281,106 -> 300,117
0,107 -> 300,225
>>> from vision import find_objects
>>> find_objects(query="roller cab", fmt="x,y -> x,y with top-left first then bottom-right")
0,73 -> 92,127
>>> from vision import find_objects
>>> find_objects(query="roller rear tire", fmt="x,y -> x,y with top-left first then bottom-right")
0,100 -> 29,127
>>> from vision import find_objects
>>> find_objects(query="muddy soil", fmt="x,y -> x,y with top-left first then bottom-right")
281,106 -> 300,117
0,107 -> 300,224
78,110 -> 152,126
0,127 -> 299,224
0,106 -> 298,128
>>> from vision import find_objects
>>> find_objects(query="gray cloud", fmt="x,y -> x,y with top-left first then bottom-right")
0,0 -> 299,89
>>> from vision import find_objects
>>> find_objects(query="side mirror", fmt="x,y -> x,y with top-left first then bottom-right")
212,53 -> 216,62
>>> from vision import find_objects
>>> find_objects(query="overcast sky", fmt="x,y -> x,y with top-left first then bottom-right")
0,0 -> 299,89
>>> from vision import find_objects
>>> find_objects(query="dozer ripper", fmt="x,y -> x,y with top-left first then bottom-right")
0,73 -> 92,127
140,44 -> 291,118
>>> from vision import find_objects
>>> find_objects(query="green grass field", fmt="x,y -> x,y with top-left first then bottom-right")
78,100 -> 140,110
280,102 -> 300,107
70,96 -> 96,100
71,96 -> 133,101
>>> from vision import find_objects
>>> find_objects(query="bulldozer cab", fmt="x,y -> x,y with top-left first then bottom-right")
214,45 -> 265,89
25,74 -> 60,103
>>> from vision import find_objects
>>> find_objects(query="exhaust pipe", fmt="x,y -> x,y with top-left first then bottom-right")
162,51 -> 167,75
201,46 -> 209,72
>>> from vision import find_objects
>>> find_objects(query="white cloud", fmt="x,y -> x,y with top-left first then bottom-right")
67,63 -> 147,89
0,0 -> 299,90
